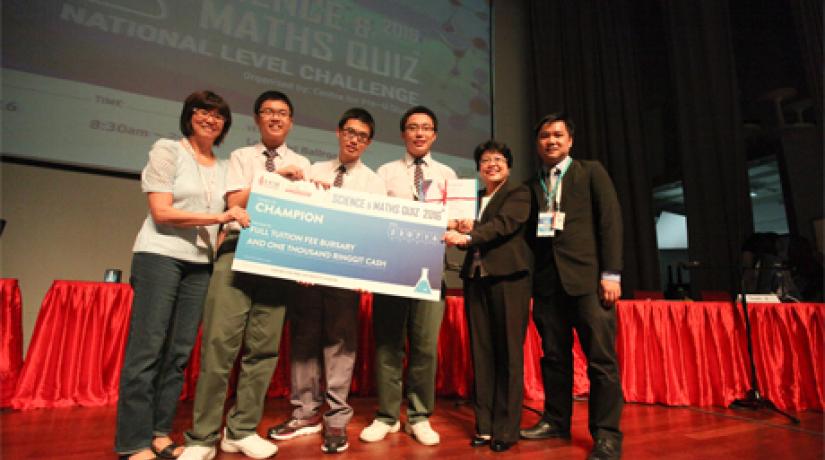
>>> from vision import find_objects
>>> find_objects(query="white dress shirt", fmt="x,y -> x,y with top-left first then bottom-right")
309,158 -> 387,195
225,142 -> 311,193
376,152 -> 457,201
224,142 -> 310,232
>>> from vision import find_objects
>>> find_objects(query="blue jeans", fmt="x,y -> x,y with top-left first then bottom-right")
115,252 -> 211,455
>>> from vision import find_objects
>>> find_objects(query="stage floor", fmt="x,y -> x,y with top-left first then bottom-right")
1,397 -> 822,459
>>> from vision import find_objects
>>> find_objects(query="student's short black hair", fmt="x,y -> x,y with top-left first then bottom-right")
399,105 -> 438,132
338,107 -> 375,139
253,90 -> 294,117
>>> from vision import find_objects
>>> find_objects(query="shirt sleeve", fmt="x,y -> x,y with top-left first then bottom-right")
141,140 -> 178,193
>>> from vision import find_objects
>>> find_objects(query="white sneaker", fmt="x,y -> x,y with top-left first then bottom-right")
406,420 -> 440,446
177,445 -> 217,460
359,419 -> 401,442
220,428 -> 278,459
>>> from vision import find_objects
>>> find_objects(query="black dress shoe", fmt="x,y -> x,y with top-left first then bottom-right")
519,420 -> 571,440
587,437 -> 622,460
490,440 -> 515,452
470,435 -> 491,447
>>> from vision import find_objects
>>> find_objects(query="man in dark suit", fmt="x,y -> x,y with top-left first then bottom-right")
521,113 -> 624,460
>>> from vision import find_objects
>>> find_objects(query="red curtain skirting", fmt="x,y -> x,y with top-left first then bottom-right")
10,281 -> 133,410
748,302 -> 825,412
616,301 -> 824,411
8,280 -> 824,413
180,295 -> 579,401
617,300 -> 751,407
0,279 -> 23,407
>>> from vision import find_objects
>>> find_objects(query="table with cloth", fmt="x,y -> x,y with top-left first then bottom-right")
1,278 -> 23,407
8,280 -> 824,413
10,280 -> 133,409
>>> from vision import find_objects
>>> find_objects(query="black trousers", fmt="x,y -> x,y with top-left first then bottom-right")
465,272 -> 531,443
532,269 -> 623,442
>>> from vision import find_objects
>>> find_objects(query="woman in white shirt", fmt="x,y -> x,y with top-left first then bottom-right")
115,91 -> 249,460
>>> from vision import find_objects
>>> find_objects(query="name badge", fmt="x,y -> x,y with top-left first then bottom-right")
552,211 -> 565,231
537,211 -> 555,237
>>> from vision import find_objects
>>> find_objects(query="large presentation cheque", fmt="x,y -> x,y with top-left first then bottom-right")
232,173 -> 448,301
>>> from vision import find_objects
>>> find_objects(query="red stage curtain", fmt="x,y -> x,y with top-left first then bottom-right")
179,294 -> 578,402
350,294 -> 377,396
10,281 -> 822,414
748,303 -> 824,412
181,295 -> 484,401
616,300 -> 751,407
0,279 -> 23,407
435,296 -> 474,398
181,295 -> 382,401
10,281 -> 133,409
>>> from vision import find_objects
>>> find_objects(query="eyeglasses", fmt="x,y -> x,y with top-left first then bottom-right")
341,127 -> 370,144
258,108 -> 290,119
193,108 -> 226,122
479,156 -> 508,165
405,124 -> 435,133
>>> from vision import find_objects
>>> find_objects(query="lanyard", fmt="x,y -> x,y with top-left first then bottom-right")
538,159 -> 571,211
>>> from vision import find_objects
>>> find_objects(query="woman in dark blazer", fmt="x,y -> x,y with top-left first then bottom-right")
443,140 -> 532,452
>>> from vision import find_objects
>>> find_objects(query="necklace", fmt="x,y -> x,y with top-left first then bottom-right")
181,138 -> 216,212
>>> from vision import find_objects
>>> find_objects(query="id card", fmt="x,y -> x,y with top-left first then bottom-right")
552,211 -> 565,230
537,211 -> 555,237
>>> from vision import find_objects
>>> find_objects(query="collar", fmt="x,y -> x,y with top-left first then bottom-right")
541,155 -> 572,177
334,157 -> 361,172
258,142 -> 289,157
404,151 -> 431,167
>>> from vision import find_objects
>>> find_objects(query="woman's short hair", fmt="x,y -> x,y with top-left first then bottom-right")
179,90 -> 232,146
473,139 -> 513,170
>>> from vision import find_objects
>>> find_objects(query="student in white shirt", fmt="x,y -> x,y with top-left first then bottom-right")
268,108 -> 386,454
179,91 -> 309,460
360,106 -> 456,447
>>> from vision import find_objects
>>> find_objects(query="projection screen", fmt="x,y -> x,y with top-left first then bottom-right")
2,0 -> 492,177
